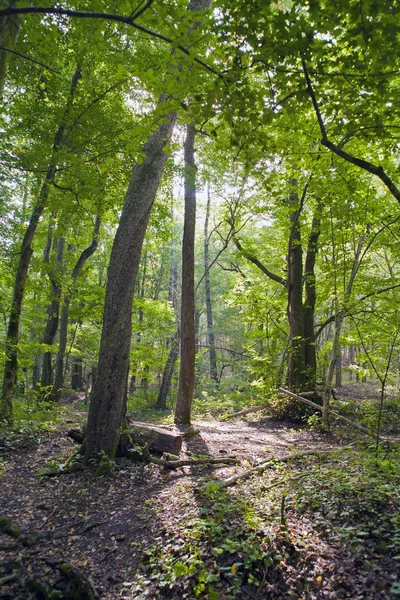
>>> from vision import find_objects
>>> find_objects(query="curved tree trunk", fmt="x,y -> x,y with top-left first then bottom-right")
85,117 -> 177,460
175,123 -> 197,425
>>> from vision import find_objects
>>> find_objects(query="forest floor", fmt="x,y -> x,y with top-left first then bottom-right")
0,386 -> 399,599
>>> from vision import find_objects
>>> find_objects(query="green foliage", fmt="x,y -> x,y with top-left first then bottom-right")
291,446 -> 400,555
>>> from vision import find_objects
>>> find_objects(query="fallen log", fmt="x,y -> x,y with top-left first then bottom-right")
130,422 -> 183,455
68,422 -> 183,455
67,429 -> 85,444
148,455 -> 238,469
215,448 -> 336,489
278,388 -> 385,439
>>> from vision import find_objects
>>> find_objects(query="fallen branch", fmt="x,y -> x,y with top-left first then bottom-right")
147,455 -> 238,469
278,388 -> 388,439
225,404 -> 270,419
216,448 -> 334,489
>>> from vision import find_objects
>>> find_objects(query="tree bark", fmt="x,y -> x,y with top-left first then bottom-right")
40,235 -> 65,388
85,117 -> 176,460
204,183 -> 218,383
287,183 -> 305,391
303,200 -> 323,390
175,123 -> 197,425
0,0 -> 22,98
0,65 -> 81,422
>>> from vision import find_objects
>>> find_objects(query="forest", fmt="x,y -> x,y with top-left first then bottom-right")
0,0 -> 400,598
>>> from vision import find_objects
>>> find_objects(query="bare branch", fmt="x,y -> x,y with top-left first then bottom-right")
233,237 -> 286,286
0,44 -> 58,72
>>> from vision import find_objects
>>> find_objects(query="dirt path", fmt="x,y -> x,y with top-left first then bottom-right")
0,416 -> 397,599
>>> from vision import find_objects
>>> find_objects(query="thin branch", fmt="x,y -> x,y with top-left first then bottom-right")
0,45 -> 58,72
131,0 -> 154,21
197,344 -> 251,358
302,58 -> 327,139
338,125 -> 400,148
233,237 -> 286,286
302,58 -> 400,203
225,58 -> 400,78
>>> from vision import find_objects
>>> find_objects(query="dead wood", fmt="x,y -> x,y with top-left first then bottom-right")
67,428 -> 85,443
130,422 -> 183,454
148,455 -> 238,469
68,422 -> 183,455
278,387 -> 392,440
225,404 -> 271,419
214,448 -> 341,490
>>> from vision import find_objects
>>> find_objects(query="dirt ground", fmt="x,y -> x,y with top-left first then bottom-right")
0,408 -> 398,599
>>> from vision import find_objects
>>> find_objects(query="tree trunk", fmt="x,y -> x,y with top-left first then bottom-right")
323,231 -> 368,427
0,0 -> 22,98
51,217 -> 100,401
175,123 -> 197,425
287,184 -> 305,391
335,344 -> 342,388
204,183 -> 218,383
194,310 -> 201,356
84,117 -> 177,460
71,357 -> 83,391
41,235 -> 65,388
0,66 -> 82,422
156,337 -> 180,409
156,231 -> 180,409
303,200 -> 323,390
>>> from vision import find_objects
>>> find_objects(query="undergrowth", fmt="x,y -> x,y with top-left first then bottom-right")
131,445 -> 400,599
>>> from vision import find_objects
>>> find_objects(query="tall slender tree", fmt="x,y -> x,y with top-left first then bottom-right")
175,123 -> 197,425
204,184 -> 218,383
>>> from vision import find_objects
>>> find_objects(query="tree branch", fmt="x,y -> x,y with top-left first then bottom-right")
302,58 -> 400,203
233,237 -> 286,286
0,6 -> 222,78
131,0 -> 154,21
0,44 -> 58,72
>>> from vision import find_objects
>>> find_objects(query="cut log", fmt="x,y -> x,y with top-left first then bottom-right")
68,422 -> 183,455
130,422 -> 182,455
68,429 -> 85,444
